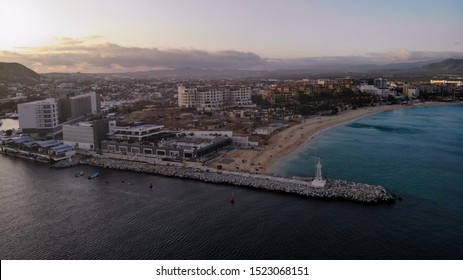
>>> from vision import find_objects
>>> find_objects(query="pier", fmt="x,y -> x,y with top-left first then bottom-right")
53,156 -> 396,204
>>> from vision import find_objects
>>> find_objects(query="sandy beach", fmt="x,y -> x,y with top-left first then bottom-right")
210,102 -> 458,174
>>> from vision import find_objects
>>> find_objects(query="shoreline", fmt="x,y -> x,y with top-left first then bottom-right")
212,102 -> 462,174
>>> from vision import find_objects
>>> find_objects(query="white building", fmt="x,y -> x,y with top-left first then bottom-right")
403,85 -> 420,99
359,84 -> 396,98
108,121 -> 165,142
63,119 -> 109,150
430,80 -> 463,86
178,85 -> 252,111
374,78 -> 388,89
18,98 -> 61,139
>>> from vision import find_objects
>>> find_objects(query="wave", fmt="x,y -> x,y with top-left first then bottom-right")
347,123 -> 423,134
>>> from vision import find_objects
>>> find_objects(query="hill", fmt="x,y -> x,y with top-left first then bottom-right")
0,62 -> 42,83
421,59 -> 463,73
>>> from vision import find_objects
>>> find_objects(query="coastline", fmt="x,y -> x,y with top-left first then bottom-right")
212,102 -> 461,174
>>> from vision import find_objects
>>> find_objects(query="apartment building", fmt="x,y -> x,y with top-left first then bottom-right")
178,85 -> 252,111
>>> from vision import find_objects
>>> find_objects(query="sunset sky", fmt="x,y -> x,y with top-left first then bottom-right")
1,0 -> 462,73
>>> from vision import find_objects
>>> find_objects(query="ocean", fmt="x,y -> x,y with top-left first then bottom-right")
0,105 -> 462,259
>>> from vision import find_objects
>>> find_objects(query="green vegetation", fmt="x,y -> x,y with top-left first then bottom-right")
294,89 -> 379,116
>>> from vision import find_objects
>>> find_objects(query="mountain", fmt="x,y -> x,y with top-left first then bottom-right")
127,67 -> 269,79
0,62 -> 42,83
421,59 -> 463,73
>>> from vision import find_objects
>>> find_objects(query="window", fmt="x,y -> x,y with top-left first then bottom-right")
170,151 -> 180,158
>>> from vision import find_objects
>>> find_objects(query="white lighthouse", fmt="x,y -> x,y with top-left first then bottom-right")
311,158 -> 326,187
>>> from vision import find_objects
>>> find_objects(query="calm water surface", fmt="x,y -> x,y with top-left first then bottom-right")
0,105 -> 462,259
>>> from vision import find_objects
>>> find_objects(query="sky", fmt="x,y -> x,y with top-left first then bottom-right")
0,0 -> 462,73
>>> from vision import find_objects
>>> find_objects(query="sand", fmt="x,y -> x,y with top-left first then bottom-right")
210,102 -> 458,174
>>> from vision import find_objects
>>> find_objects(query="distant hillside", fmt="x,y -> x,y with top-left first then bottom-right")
0,62 -> 42,83
421,59 -> 463,73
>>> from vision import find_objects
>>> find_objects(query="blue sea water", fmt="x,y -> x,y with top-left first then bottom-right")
0,105 -> 462,259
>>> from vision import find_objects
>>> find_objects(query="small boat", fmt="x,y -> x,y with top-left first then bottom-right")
74,171 -> 85,177
88,172 -> 99,179
149,182 -> 154,189
230,193 -> 235,204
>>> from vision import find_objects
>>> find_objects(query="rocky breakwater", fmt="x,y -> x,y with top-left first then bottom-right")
57,157 -> 396,204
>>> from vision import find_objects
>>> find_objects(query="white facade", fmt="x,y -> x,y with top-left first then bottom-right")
63,122 -> 95,149
430,80 -> 463,86
403,85 -> 420,99
82,92 -> 100,114
178,85 -> 252,111
360,85 -> 396,97
18,98 -> 59,129
108,122 -> 165,142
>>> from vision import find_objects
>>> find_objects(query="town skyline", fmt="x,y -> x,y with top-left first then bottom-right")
1,0 -> 463,73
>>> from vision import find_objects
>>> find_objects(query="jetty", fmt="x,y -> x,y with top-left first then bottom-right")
53,156 -> 396,204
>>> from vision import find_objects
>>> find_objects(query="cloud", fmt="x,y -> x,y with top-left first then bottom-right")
369,49 -> 412,61
368,49 -> 463,62
0,38 -> 266,73
1,38 -> 463,73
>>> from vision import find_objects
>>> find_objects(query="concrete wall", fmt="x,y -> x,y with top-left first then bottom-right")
63,125 -> 94,149
17,102 -> 37,129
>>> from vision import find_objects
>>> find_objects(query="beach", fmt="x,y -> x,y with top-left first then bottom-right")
211,102 -> 456,174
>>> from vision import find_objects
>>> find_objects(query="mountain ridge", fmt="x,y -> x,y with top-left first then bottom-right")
0,62 -> 42,83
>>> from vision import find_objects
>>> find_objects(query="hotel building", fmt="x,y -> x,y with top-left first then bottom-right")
18,98 -> 61,139
178,85 -> 252,111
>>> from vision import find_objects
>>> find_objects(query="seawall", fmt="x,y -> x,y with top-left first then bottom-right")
53,156 -> 396,204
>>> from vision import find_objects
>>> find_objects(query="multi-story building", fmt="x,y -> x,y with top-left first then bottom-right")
374,78 -> 388,89
430,80 -> 463,86
18,98 -> 61,139
178,85 -> 252,111
403,84 -> 420,99
107,121 -> 165,143
58,92 -> 101,121
63,119 -> 109,150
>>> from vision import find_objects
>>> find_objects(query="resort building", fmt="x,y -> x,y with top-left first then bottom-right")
403,84 -> 420,99
430,80 -> 463,86
178,85 -> 253,111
